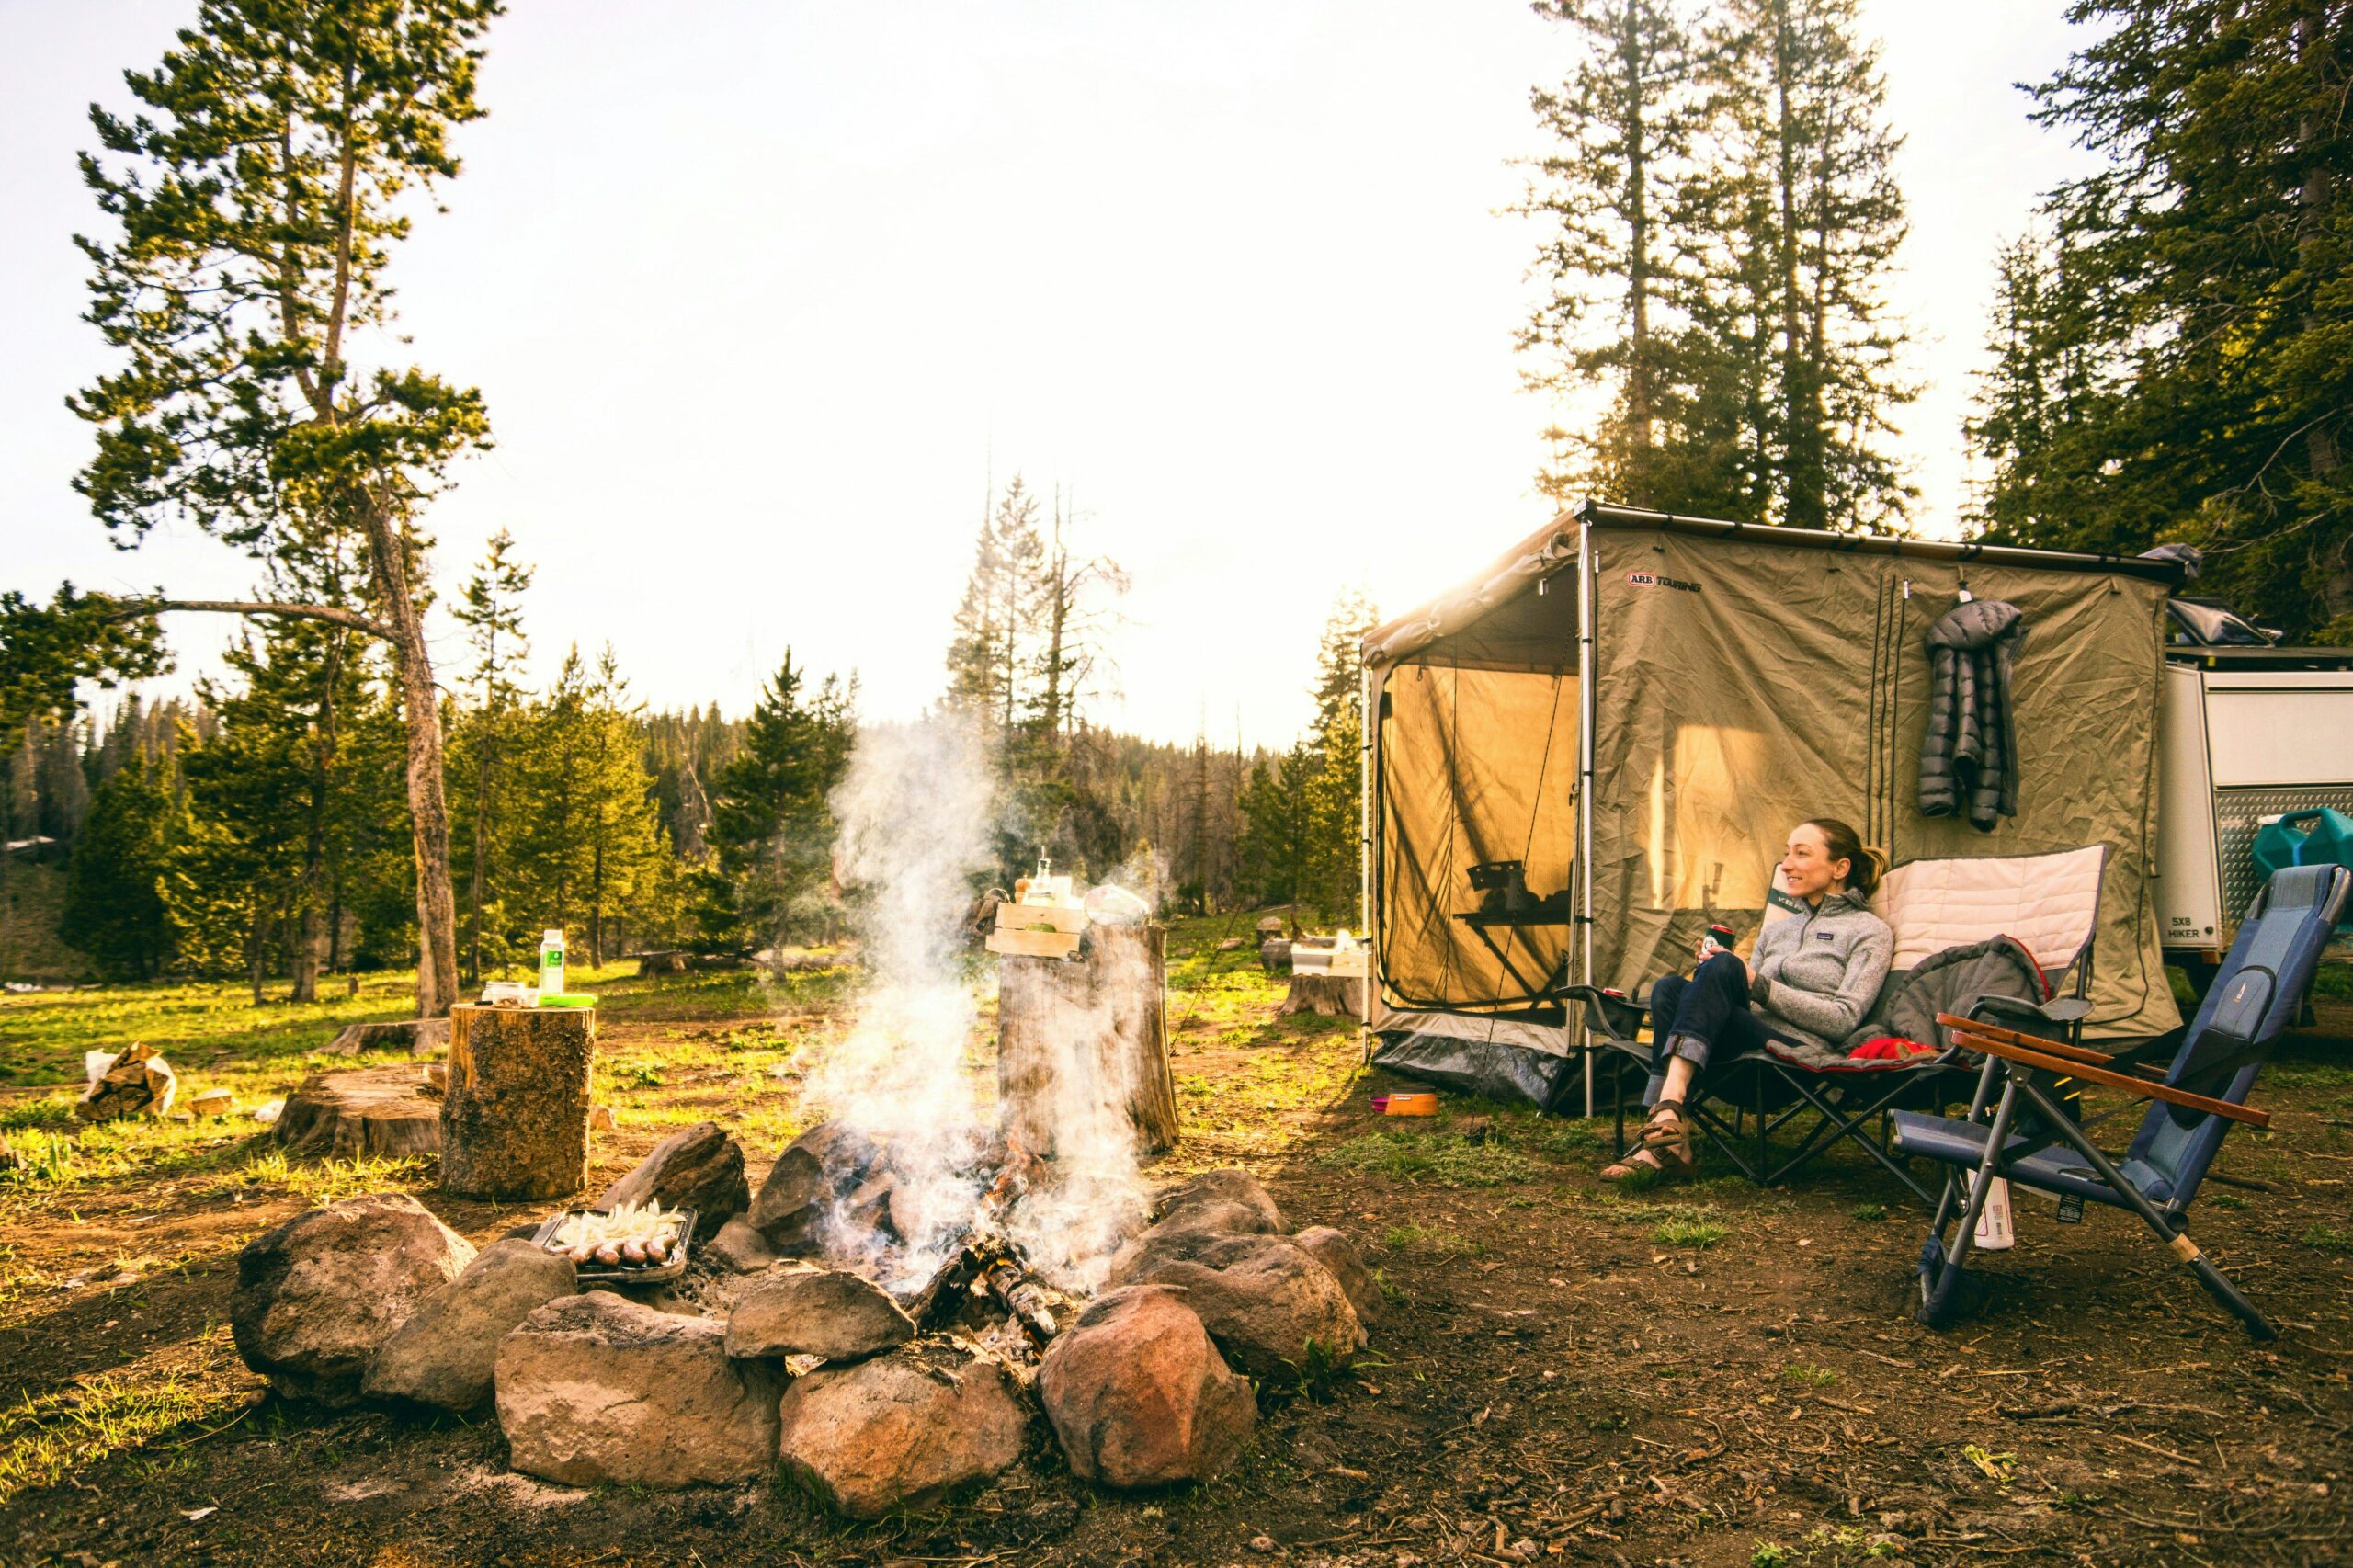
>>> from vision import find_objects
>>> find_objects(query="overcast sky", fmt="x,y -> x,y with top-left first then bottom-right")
2,2 -> 2103,747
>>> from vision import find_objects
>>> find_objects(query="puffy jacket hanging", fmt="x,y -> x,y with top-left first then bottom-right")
1918,598 -> 2026,831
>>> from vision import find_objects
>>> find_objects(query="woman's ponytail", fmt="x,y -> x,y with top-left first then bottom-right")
1805,818 -> 1886,899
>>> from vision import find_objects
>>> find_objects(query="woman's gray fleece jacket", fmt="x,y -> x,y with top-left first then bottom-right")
1751,890 -> 1894,1051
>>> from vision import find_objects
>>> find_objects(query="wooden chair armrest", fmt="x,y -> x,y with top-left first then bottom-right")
1947,1028 -> 2270,1129
1933,1014 -> 2141,1072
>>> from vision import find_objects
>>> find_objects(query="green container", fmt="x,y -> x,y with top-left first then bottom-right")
2252,809 -> 2353,929
537,993 -> 597,1009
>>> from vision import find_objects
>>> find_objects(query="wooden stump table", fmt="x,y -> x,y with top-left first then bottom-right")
997,924 -> 1180,1155
440,1004 -> 594,1201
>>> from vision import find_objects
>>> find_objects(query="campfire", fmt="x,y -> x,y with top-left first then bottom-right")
791,1122 -> 1086,1369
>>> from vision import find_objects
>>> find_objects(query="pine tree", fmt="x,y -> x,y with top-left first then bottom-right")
61,753 -> 177,980
945,478 -> 1046,736
698,653 -> 857,952
1517,0 -> 1708,502
1232,593 -> 1379,917
579,647 -> 666,966
1985,1 -> 2353,640
172,701 -> 303,1001
1028,488 -> 1129,748
1962,232 -> 2100,540
1682,0 -> 1915,528
448,529 -> 534,981
70,0 -> 503,1017
1236,747 -> 1316,907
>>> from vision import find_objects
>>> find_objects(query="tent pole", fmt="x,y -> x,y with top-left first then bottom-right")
1577,519 -> 1597,1118
1358,661 -> 1376,1060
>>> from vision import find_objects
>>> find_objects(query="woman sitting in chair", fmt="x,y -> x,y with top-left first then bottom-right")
1602,818 -> 1893,1181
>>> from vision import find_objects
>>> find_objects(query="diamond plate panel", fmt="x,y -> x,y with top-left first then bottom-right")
2214,784 -> 2353,915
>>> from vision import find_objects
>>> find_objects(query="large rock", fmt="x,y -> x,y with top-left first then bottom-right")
1038,1284 -> 1255,1488
363,1240 -> 575,1413
726,1265 -> 914,1362
1118,1233 -> 1362,1380
1293,1226 -> 1381,1325
596,1121 -> 749,1242
231,1193 -> 476,1403
776,1344 -> 1028,1519
706,1215 -> 780,1274
495,1292 -> 781,1488
1149,1168 -> 1284,1237
747,1121 -> 876,1250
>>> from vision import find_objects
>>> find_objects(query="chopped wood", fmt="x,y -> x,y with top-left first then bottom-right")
77,1044 -> 176,1121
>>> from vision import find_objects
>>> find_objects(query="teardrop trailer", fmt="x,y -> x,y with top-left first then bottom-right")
1358,501 -> 2353,1118
2155,600 -> 2353,992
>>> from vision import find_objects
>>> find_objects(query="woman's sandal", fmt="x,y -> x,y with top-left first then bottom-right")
1600,1101 -> 1697,1182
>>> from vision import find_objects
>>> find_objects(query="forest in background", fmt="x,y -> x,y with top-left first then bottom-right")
0,504 -> 1374,987
2,0 -> 2344,992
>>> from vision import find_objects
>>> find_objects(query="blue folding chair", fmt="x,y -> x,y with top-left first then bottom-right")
1892,864 -> 2350,1341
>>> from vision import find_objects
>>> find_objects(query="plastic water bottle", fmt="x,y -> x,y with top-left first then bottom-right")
1972,1176 -> 2015,1251
538,928 -> 566,1001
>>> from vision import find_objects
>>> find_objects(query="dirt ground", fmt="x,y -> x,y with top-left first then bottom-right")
0,945 -> 2348,1568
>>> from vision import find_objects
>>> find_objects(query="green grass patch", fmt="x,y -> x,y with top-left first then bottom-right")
0,1352 -> 247,1506
1849,1201 -> 1886,1223
1654,1216 -> 1727,1248
2300,1222 -> 2353,1255
1379,1223 -> 1481,1258
200,1150 -> 431,1206
1782,1363 -> 1838,1388
1313,1129 -> 1539,1187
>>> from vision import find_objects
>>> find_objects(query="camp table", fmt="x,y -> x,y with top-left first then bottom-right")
1450,909 -> 1572,1000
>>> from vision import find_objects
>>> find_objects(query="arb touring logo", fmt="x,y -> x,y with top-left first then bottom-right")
1627,570 -> 1702,594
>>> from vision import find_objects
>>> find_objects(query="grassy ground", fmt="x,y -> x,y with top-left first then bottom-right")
0,921 -> 2347,1566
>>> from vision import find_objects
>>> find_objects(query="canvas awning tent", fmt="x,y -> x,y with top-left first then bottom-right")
1363,501 -> 2188,1110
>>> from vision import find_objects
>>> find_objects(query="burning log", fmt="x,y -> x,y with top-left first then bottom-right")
996,924 -> 1178,1155
982,1255 -> 1062,1340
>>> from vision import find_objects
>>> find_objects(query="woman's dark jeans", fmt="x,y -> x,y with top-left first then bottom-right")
1642,951 -> 1773,1108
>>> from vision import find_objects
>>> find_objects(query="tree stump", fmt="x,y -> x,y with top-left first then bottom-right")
1277,974 -> 1366,1018
276,1066 -> 443,1158
440,1005 -> 594,1201
323,1018 -> 451,1058
997,925 -> 1179,1155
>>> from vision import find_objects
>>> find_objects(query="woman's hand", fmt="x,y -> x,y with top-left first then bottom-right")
1748,971 -> 1773,1008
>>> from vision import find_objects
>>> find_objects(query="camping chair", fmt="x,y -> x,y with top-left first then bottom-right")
1567,845 -> 2109,1207
1895,863 -> 2350,1341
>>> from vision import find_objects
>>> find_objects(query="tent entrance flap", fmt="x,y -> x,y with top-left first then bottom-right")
1374,597 -> 1582,1013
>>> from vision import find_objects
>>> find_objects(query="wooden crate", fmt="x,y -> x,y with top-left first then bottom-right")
996,902 -> 1088,935
986,926 -> 1084,960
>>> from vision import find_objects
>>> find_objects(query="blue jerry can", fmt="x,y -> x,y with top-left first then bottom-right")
2253,810 -> 2353,930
